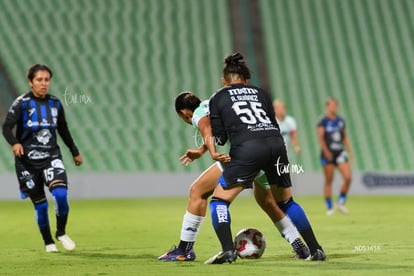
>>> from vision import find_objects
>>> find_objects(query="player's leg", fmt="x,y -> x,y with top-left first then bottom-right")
205,181 -> 244,264
322,163 -> 335,215
273,186 -> 326,260
260,174 -> 310,258
16,161 -> 56,252
336,158 -> 352,214
45,160 -> 75,251
159,162 -> 221,261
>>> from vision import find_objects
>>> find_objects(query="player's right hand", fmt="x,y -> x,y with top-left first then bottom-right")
323,151 -> 333,161
179,148 -> 204,166
12,143 -> 24,157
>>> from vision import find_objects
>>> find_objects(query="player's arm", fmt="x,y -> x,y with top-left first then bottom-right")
317,126 -> 332,160
179,144 -> 207,166
208,96 -> 227,146
289,118 -> 301,155
2,98 -> 24,157
290,130 -> 301,155
198,116 -> 230,162
56,104 -> 82,165
342,129 -> 354,162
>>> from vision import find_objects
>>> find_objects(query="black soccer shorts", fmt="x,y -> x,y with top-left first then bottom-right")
220,136 -> 292,189
15,158 -> 68,204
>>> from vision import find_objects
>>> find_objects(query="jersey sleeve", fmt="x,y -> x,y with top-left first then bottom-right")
317,116 -> 326,127
192,100 -> 209,129
56,101 -> 80,156
2,96 -> 23,146
288,116 -> 297,134
209,92 -> 227,146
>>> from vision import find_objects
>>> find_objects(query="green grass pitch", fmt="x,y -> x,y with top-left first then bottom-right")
0,195 -> 413,275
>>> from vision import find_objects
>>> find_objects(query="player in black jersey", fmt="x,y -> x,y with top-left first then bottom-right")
317,98 -> 353,215
2,64 -> 82,252
205,53 -> 325,264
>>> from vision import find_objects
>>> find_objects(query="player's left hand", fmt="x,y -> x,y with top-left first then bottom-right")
73,155 -> 83,166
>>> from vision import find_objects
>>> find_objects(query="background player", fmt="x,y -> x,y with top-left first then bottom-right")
2,64 -> 82,252
317,98 -> 353,215
273,100 -> 301,156
206,53 -> 324,264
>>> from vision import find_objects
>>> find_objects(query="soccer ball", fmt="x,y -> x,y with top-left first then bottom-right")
234,228 -> 266,259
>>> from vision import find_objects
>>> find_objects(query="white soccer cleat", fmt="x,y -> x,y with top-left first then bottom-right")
45,244 -> 59,253
57,234 -> 76,251
326,209 -> 335,216
336,204 -> 349,215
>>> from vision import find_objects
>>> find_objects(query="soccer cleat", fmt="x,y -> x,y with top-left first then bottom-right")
336,204 -> 349,215
158,246 -> 196,261
308,248 -> 326,261
57,234 -> 76,251
326,209 -> 335,216
292,238 -> 311,259
45,243 -> 59,253
204,249 -> 237,264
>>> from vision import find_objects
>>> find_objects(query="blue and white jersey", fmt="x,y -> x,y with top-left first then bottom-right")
317,115 -> 346,152
3,91 -> 79,167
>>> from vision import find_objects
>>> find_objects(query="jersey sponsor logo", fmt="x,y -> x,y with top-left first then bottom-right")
40,118 -> 50,127
227,87 -> 258,96
27,150 -> 50,160
35,129 -> 52,145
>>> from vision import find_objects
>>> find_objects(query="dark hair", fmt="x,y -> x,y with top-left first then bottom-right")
27,64 -> 53,81
223,52 -> 251,82
175,91 -> 202,113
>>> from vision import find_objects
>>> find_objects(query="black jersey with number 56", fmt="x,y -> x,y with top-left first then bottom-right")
209,83 -> 282,146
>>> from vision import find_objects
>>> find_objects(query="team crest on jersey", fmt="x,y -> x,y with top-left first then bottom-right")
51,107 -> 58,117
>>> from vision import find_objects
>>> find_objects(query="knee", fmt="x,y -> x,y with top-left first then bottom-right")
344,174 -> 352,184
189,183 -> 213,200
51,187 -> 69,215
34,201 -> 48,212
51,187 -> 67,201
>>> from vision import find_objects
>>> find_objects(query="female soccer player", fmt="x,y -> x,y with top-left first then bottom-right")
158,92 -> 229,261
317,98 -> 353,215
206,52 -> 325,264
273,99 -> 301,156
2,64 -> 82,252
159,91 -> 325,262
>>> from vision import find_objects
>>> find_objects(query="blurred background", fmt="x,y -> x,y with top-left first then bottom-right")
1,0 -> 413,199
